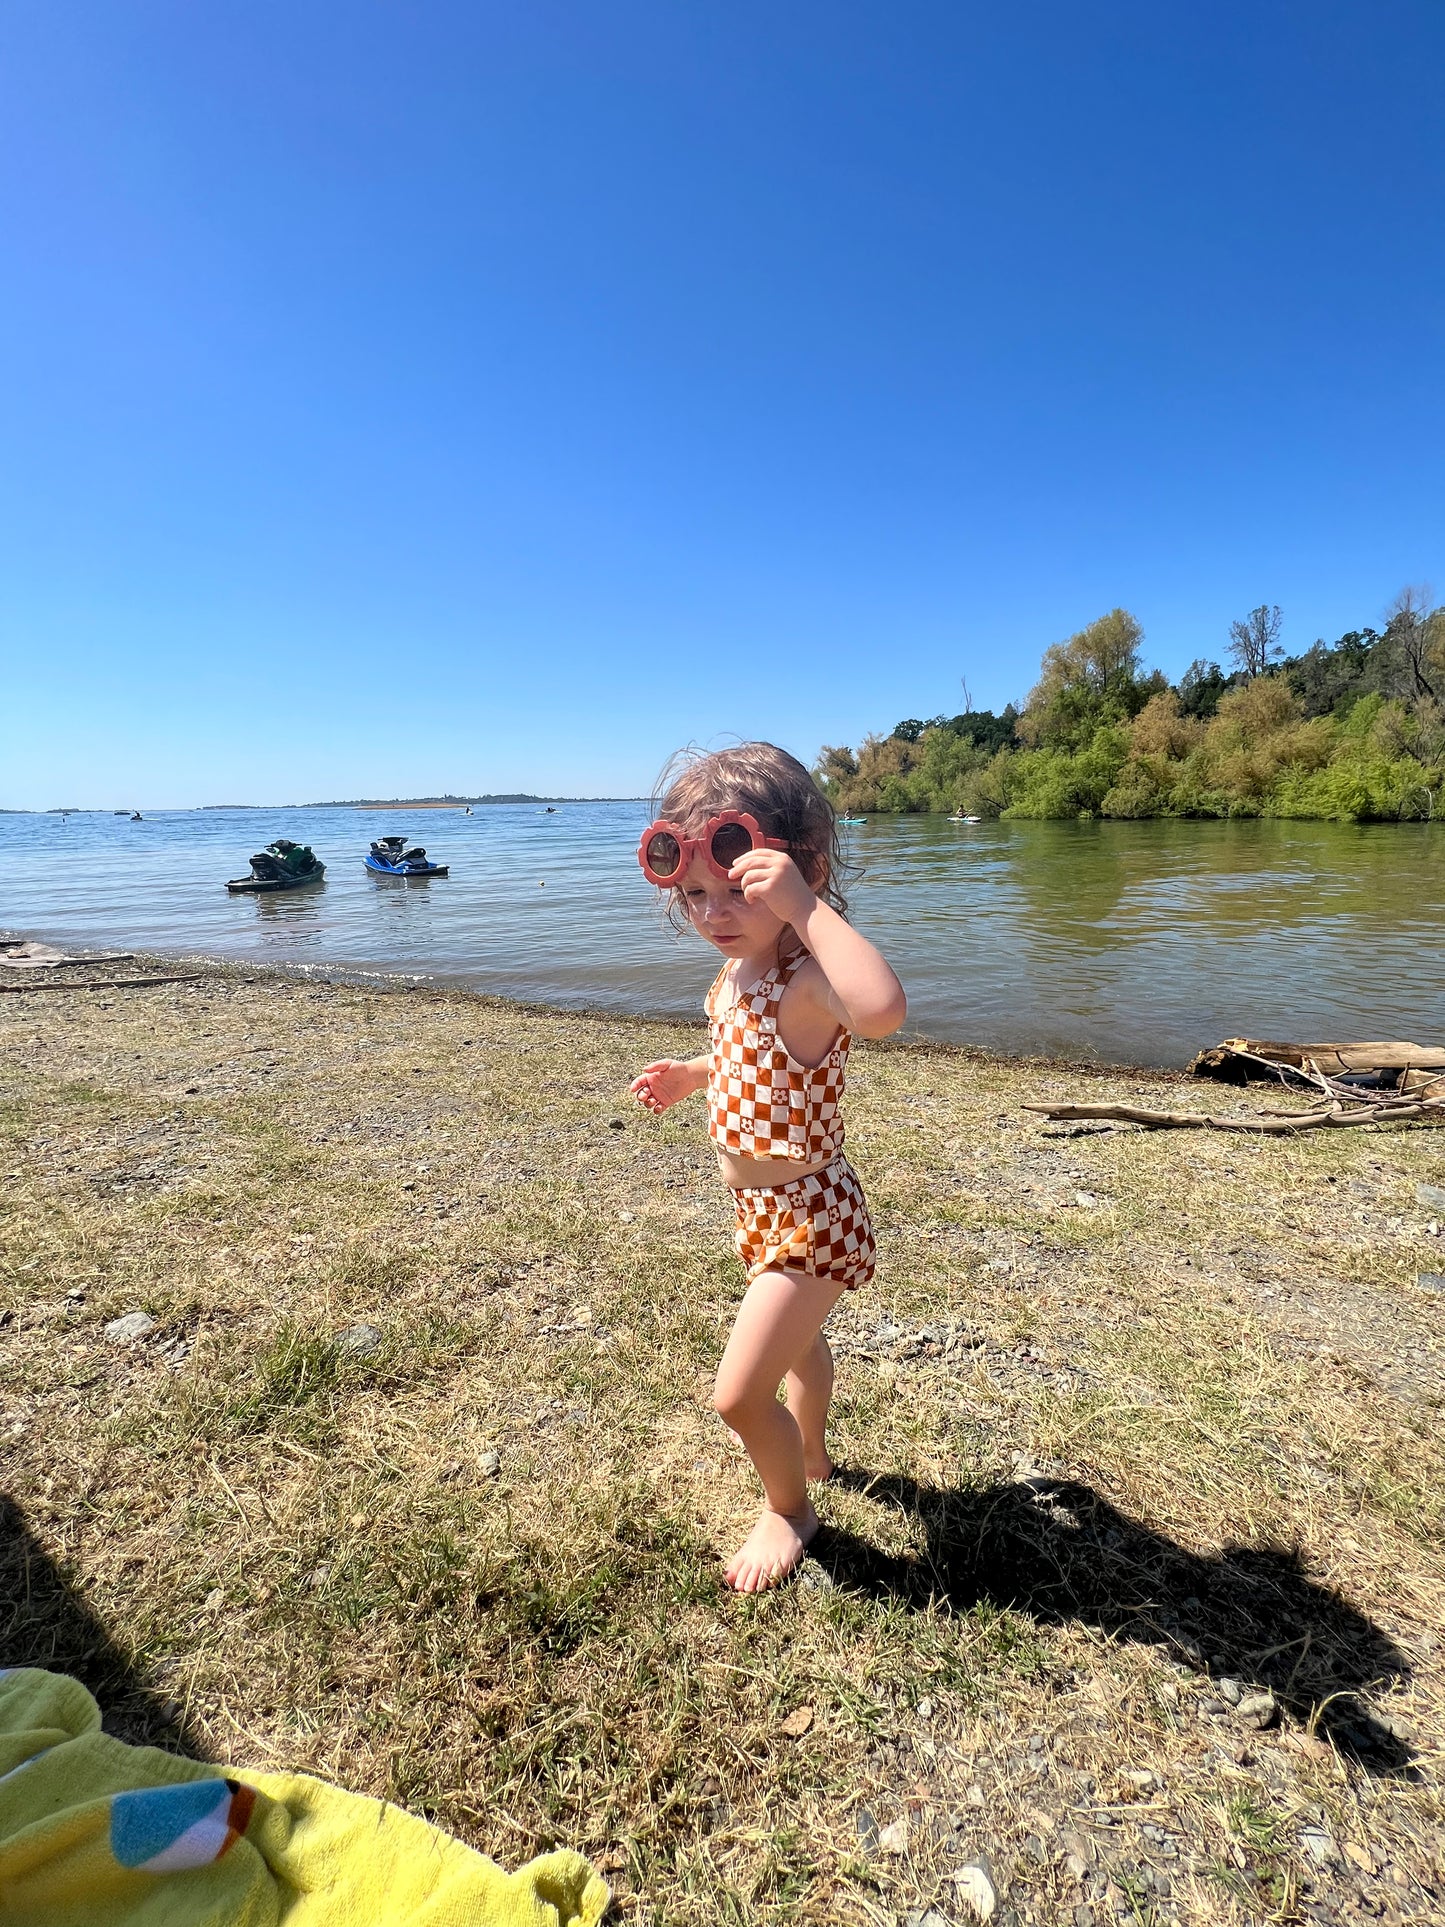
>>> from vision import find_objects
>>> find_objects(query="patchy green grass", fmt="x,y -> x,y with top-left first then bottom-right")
1,968 -> 1443,1926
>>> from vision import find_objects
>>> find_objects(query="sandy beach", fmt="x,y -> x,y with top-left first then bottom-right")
2,959 -> 1442,1924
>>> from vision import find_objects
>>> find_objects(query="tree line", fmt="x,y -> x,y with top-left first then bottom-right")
815,590 -> 1444,822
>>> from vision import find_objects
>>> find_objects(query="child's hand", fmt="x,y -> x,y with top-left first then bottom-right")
629,1059 -> 702,1114
728,848 -> 817,924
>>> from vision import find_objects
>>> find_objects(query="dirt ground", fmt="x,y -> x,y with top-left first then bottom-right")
1,960 -> 1442,1926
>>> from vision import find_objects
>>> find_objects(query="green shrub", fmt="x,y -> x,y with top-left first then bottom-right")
819,603 -> 1443,820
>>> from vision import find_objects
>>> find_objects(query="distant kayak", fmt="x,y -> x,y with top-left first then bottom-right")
365,837 -> 449,876
839,816 -> 868,825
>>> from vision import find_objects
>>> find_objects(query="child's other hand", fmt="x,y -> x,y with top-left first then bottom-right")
629,1060 -> 698,1114
728,847 -> 816,923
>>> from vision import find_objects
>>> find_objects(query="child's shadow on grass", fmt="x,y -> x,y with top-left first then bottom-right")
815,1470 -> 1416,1775
0,1492 -> 205,1759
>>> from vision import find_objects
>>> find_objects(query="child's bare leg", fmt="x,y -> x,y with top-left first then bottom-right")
724,1325 -> 836,1472
785,1330 -> 835,1483
723,1334 -> 833,1473
713,1267 -> 846,1592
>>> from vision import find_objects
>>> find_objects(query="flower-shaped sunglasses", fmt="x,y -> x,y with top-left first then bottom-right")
636,811 -> 786,887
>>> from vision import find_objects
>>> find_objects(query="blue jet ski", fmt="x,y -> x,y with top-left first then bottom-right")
365,836 -> 449,876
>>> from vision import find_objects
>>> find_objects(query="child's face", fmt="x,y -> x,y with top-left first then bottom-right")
675,850 -> 788,958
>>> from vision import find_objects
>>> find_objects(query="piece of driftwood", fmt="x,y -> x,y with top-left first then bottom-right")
1191,1037 -> 1445,1084
1033,1035 -> 1445,1132
0,974 -> 204,995
1022,1098 -> 1444,1134
0,942 -> 134,971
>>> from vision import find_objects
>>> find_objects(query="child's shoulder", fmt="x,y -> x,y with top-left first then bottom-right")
776,951 -> 849,1062
779,944 -> 829,998
777,948 -> 844,1023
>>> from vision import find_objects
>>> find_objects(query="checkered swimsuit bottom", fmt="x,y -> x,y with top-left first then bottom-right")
731,1156 -> 876,1290
708,945 -> 876,1290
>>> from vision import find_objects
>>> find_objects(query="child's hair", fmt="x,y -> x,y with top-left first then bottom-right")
651,742 -> 848,931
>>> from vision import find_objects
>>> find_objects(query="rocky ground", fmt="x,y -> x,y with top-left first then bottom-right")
1,959 -> 1442,1925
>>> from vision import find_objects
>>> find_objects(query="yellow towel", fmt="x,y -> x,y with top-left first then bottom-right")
0,1669 -> 607,1927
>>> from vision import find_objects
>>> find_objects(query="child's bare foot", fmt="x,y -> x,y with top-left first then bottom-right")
723,1502 -> 819,1592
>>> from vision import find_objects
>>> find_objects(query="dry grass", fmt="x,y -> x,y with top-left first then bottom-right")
2,963 -> 1443,1926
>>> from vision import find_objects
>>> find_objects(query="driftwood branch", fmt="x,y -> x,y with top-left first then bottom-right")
1022,1099 -> 1444,1134
1031,1035 -> 1445,1132
1191,1036 -> 1445,1082
0,974 -> 204,995
0,951 -> 134,972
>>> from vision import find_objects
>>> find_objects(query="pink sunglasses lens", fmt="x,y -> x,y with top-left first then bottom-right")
709,822 -> 753,870
644,829 -> 683,879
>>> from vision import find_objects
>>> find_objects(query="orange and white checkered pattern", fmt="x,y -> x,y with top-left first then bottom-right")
731,1155 -> 876,1290
705,945 -> 848,1162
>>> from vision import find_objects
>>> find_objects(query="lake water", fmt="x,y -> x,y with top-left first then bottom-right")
2,804 -> 1441,1066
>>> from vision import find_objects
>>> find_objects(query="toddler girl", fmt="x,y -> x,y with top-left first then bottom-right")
629,744 -> 906,1591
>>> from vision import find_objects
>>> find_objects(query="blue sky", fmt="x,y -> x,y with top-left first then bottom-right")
1,2 -> 1441,808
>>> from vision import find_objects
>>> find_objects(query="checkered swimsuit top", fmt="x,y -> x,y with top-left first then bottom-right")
706,943 -> 849,1162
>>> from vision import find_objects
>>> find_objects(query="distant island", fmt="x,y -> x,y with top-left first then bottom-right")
299,794 -> 551,807
3,795 -> 643,814
204,794 -> 643,809
817,590 -> 1443,824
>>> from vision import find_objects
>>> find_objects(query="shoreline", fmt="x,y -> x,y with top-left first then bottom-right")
7,806 -> 1441,824
0,931 -> 1195,1080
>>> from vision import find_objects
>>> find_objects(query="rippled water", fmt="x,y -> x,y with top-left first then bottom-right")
2,804 -> 1441,1065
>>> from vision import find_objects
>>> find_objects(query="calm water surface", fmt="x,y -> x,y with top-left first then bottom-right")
2,805 -> 1440,1066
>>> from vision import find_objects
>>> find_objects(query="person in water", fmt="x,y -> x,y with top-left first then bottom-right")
630,744 -> 906,1590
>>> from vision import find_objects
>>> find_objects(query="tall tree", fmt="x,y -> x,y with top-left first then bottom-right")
1383,584 -> 1441,703
814,744 -> 858,789
1227,604 -> 1284,679
1018,608 -> 1147,747
1177,657 -> 1231,719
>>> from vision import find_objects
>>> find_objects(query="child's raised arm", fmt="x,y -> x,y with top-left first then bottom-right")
729,850 -> 906,1038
